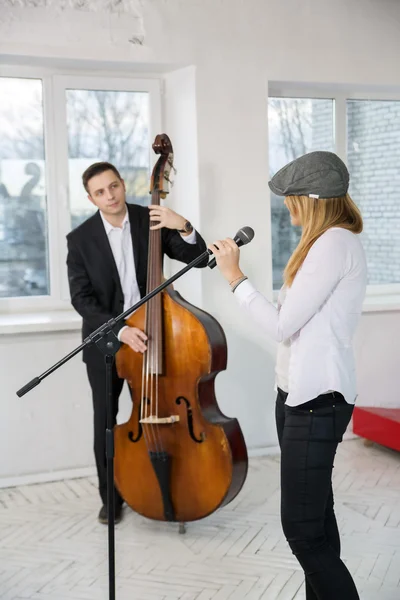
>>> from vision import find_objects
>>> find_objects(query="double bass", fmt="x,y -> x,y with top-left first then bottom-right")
114,134 -> 248,529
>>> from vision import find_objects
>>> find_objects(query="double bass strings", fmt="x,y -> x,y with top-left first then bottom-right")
142,226 -> 163,454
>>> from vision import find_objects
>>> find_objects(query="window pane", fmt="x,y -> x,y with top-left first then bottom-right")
66,89 -> 150,230
347,100 -> 400,285
268,98 -> 335,290
0,78 -> 49,298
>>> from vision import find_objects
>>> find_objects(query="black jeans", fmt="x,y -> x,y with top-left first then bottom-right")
275,388 -> 359,600
86,363 -> 125,508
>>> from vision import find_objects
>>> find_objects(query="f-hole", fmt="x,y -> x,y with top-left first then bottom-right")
176,396 -> 204,443
128,397 -> 149,443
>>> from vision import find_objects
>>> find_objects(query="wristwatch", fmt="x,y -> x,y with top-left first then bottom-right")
178,220 -> 194,234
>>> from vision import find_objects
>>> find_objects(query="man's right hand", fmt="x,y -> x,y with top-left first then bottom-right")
120,327 -> 147,353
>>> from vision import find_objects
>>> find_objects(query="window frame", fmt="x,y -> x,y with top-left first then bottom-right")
268,84 -> 400,300
0,65 -> 162,312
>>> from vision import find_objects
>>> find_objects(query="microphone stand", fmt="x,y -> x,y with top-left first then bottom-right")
16,247 -> 211,600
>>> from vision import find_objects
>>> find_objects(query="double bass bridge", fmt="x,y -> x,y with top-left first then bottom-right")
139,415 -> 180,425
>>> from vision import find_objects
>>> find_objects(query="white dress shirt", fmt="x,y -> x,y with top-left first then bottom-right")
100,209 -> 140,314
234,227 -> 367,406
99,208 -> 197,339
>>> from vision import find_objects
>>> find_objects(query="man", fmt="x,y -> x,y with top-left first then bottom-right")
66,161 -> 207,524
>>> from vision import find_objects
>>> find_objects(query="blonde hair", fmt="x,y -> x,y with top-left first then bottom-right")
284,193 -> 363,287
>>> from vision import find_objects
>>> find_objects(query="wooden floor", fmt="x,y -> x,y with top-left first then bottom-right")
0,439 -> 399,599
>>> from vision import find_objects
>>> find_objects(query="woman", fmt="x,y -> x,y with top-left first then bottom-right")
209,151 -> 367,600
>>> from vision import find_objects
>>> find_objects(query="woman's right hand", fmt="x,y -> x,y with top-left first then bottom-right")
120,327 -> 148,353
207,238 -> 244,284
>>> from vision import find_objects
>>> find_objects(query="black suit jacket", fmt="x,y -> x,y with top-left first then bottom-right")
66,203 -> 208,367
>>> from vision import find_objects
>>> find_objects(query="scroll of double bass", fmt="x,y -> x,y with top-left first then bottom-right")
113,134 -> 248,525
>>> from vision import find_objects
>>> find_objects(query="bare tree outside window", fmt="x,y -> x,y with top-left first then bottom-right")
268,97 -> 335,289
66,89 -> 150,230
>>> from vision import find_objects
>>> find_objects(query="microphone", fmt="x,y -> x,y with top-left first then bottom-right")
208,226 -> 255,269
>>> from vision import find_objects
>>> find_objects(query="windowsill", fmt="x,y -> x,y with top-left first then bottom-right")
272,291 -> 400,313
362,295 -> 400,313
0,310 -> 82,335
1,294 -> 400,336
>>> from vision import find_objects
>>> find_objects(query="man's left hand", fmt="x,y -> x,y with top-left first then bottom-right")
149,205 -> 186,231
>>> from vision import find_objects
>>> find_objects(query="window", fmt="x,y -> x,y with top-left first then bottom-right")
268,97 -> 334,290
0,69 -> 161,308
347,100 -> 400,285
268,89 -> 400,293
0,78 -> 49,298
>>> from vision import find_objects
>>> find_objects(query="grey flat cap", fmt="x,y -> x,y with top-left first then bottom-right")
268,151 -> 349,199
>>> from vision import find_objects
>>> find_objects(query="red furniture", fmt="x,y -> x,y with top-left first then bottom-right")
353,406 -> 400,451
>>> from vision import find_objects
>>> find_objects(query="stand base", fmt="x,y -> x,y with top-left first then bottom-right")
179,522 -> 186,534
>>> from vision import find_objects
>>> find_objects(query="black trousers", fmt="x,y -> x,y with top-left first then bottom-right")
275,388 -> 360,600
86,362 -> 126,508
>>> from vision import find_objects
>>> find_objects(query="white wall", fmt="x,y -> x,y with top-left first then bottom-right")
1,0 -> 400,484
355,311 -> 400,408
0,330 -> 92,480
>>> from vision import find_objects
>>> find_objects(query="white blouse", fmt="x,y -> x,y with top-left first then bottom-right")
234,227 -> 367,406
275,286 -> 291,393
